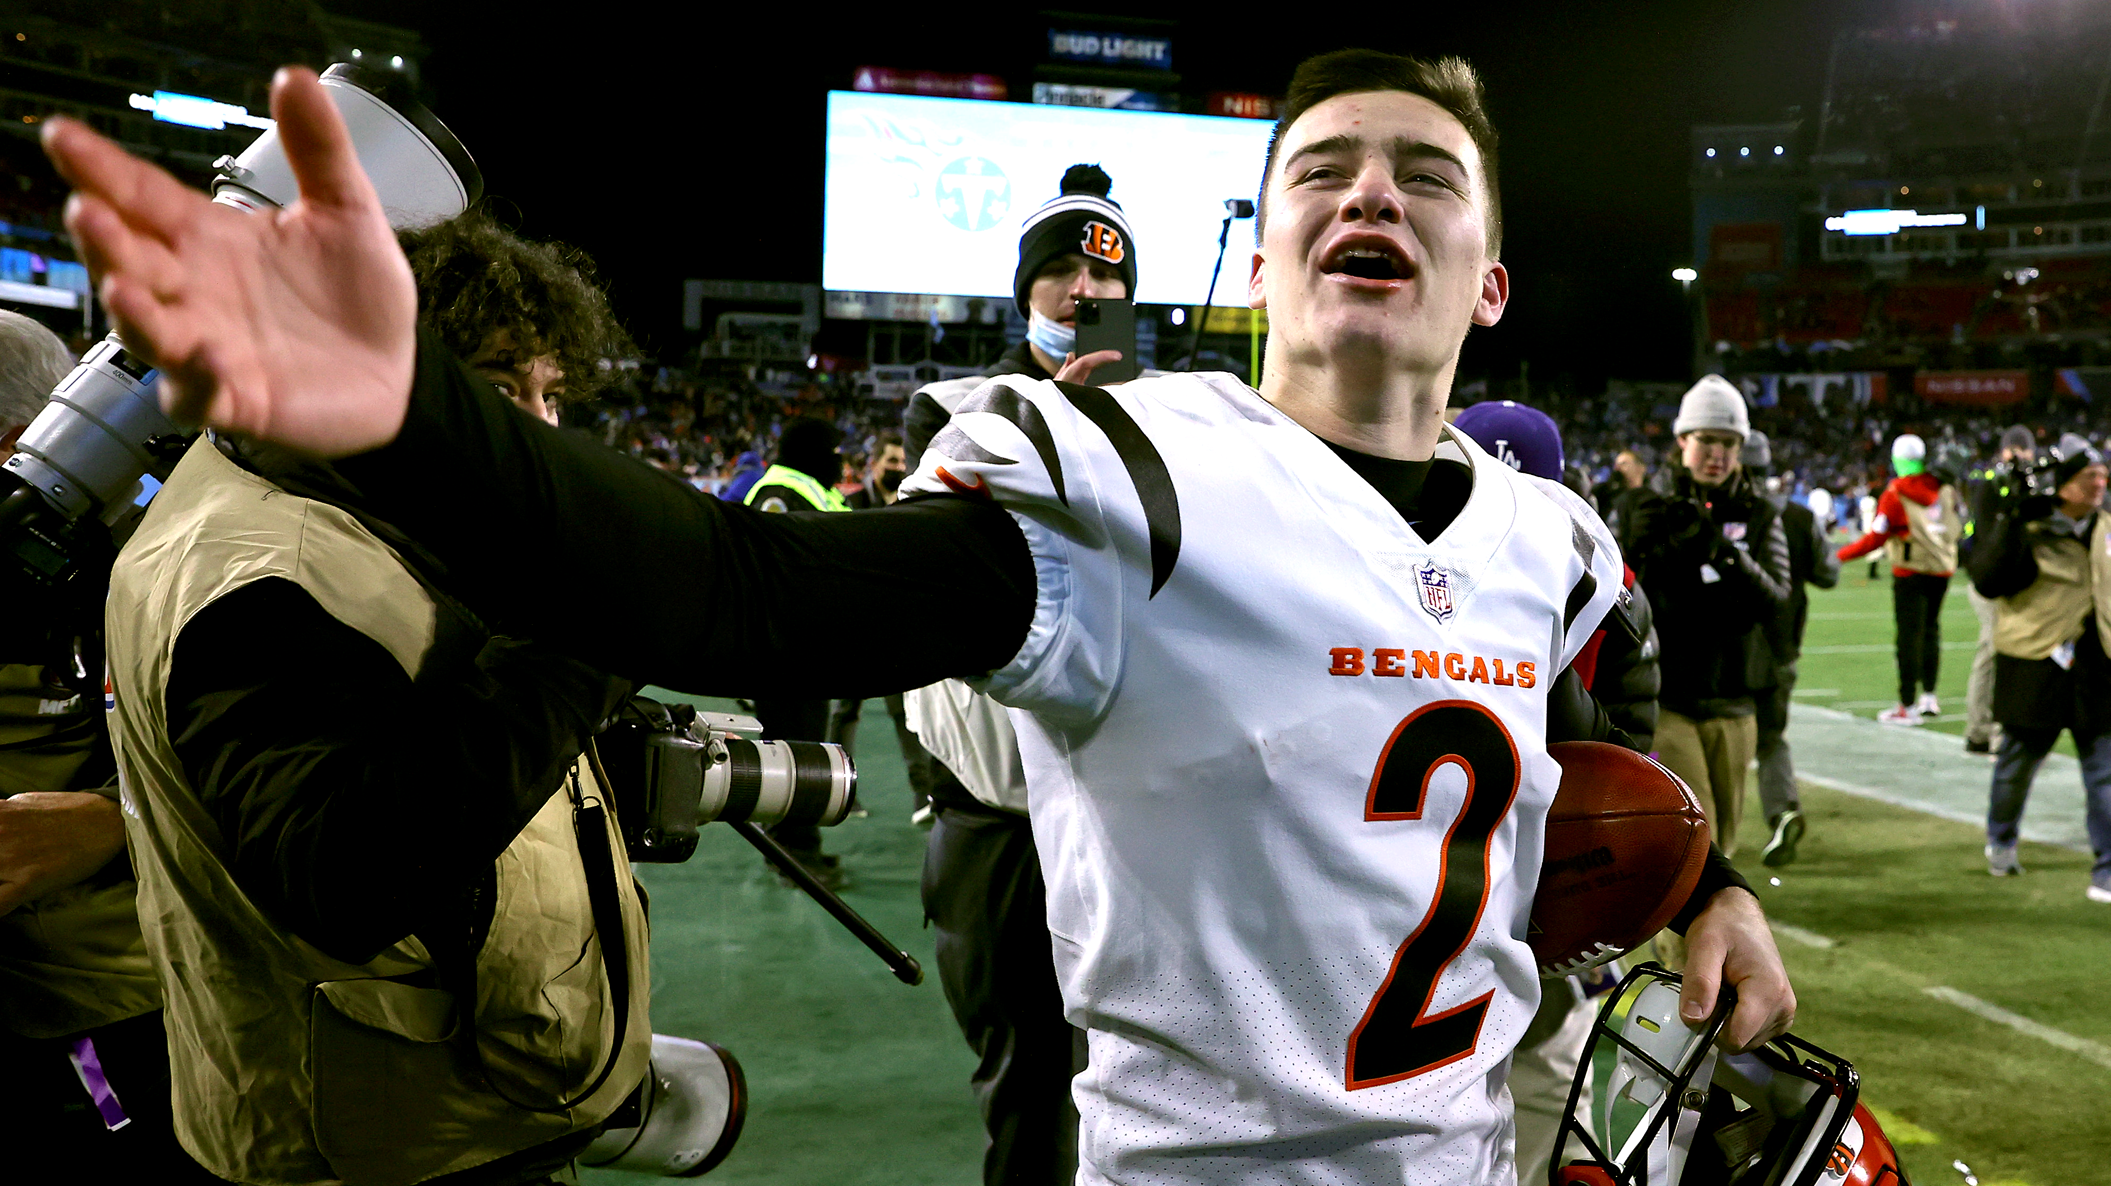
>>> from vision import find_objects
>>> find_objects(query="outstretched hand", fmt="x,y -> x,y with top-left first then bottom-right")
43,67 -> 416,458
1679,886 -> 1797,1052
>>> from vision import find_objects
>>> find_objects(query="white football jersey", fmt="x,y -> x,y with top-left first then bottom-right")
899,372 -> 1624,1186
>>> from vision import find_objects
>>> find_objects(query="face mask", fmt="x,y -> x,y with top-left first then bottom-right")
1026,309 -> 1075,361
878,468 -> 904,492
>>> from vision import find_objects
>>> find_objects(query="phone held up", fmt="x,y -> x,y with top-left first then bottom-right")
1072,297 -> 1140,385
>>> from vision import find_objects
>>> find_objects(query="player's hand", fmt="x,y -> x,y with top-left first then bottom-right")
43,66 -> 416,458
0,792 -> 128,916
1054,349 -> 1124,385
1678,887 -> 1795,1052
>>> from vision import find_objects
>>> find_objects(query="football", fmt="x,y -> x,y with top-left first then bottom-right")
1530,741 -> 1710,977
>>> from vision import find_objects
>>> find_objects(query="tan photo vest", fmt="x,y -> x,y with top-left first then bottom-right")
1993,508 -> 2111,662
0,663 -> 160,1038
1883,483 -> 1964,575
104,441 -> 649,1186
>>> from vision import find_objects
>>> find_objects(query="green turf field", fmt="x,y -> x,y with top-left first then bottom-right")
1797,540 -> 2060,748
590,595 -> 2109,1185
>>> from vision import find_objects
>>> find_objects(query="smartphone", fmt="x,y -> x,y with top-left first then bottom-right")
1072,298 -> 1140,385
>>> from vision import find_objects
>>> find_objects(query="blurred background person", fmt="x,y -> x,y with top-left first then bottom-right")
1594,448 -> 1651,539
1836,434 -> 1965,726
745,416 -> 853,886
1743,431 -> 1839,868
1620,375 -> 1790,865
1961,425 -> 2039,755
719,448 -> 766,503
1967,434 -> 2111,900
0,312 -> 200,1177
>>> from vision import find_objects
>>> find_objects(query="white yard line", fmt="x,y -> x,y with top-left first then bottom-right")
1801,641 -> 1976,654
1923,987 -> 2111,1072
1769,921 -> 1837,949
1761,921 -> 2111,1073
1794,771 -> 2000,833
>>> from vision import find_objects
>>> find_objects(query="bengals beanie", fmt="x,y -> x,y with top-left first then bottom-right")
1013,164 -> 1138,316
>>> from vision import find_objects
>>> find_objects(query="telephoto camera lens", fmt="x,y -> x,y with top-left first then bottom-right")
599,700 -> 858,863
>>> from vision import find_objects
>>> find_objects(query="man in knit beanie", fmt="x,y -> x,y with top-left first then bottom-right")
1620,375 -> 1791,872
904,164 -> 1137,468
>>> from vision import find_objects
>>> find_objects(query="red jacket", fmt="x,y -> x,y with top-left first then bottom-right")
1837,472 -> 1949,576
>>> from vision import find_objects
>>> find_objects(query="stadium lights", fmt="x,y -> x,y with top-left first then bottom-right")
351,48 -> 362,58
1824,209 -> 1968,236
1672,267 -> 1698,283
1170,308 -> 1186,326
1774,145 -> 1785,155
1706,148 -> 1716,158
1740,146 -> 1750,156
392,55 -> 404,68
128,91 -> 274,131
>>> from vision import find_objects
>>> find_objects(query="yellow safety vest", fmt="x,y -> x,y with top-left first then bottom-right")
743,463 -> 850,512
105,440 -> 649,1186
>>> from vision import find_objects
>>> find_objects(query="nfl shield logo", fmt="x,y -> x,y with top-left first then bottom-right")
1416,561 -> 1456,623
1722,521 -> 1748,543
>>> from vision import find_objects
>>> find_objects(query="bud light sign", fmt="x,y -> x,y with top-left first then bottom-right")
1048,29 -> 1172,71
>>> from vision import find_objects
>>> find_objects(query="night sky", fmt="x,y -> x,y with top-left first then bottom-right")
325,0 -> 1903,386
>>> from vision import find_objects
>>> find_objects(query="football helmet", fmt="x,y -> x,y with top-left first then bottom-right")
1546,963 -> 1908,1186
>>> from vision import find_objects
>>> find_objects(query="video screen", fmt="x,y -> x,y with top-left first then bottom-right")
823,91 -> 1274,306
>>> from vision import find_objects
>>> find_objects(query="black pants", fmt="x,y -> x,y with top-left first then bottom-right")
753,696 -> 832,856
829,693 -> 937,813
0,1009 -> 217,1184
1893,572 -> 1950,704
923,796 -> 1084,1186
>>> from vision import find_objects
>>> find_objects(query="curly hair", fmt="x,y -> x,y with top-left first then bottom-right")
397,211 -> 633,402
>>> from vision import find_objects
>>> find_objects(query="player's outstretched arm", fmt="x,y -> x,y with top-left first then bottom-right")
43,67 -> 415,457
1678,887 -> 1795,1051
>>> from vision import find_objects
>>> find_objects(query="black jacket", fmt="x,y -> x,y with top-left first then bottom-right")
1772,496 -> 1840,665
1968,503 -> 2111,734
1622,467 -> 1793,715
1584,574 -> 1661,753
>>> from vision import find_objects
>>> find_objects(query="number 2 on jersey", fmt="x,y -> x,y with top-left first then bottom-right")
1345,700 -> 1521,1090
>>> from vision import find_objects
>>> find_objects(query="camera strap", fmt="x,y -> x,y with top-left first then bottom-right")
446,761 -> 633,1116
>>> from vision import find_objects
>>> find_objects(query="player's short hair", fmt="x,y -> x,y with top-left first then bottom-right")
1258,49 -> 1502,258
0,310 -> 73,433
398,210 -> 633,403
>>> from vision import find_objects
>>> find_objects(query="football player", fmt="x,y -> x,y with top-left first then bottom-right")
48,51 -> 1794,1184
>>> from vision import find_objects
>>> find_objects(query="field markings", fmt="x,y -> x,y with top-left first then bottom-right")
1922,987 -> 2111,1072
1763,917 -> 2111,1075
1801,641 -> 1976,654
1769,921 -> 1837,949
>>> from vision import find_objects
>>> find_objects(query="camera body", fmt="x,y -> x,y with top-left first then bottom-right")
1994,453 -> 2062,506
595,697 -> 857,863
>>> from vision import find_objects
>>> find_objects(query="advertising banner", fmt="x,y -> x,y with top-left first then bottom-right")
852,67 -> 1007,101
1031,83 -> 1176,112
1207,92 -> 1280,120
1046,29 -> 1173,70
1914,370 -> 2028,405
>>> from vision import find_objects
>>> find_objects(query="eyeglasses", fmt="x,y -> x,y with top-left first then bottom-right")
1686,433 -> 1742,452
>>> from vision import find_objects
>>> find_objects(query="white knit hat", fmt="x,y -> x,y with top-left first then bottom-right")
1672,375 -> 1750,440
1892,433 -> 1926,462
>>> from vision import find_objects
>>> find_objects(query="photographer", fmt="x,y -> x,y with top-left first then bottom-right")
1961,425 -> 2037,754
1620,376 -> 1791,861
100,212 -> 651,1185
1967,434 -> 2111,900
0,311 -> 199,1177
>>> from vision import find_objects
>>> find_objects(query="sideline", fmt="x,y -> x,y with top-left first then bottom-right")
1783,704 -> 2091,852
